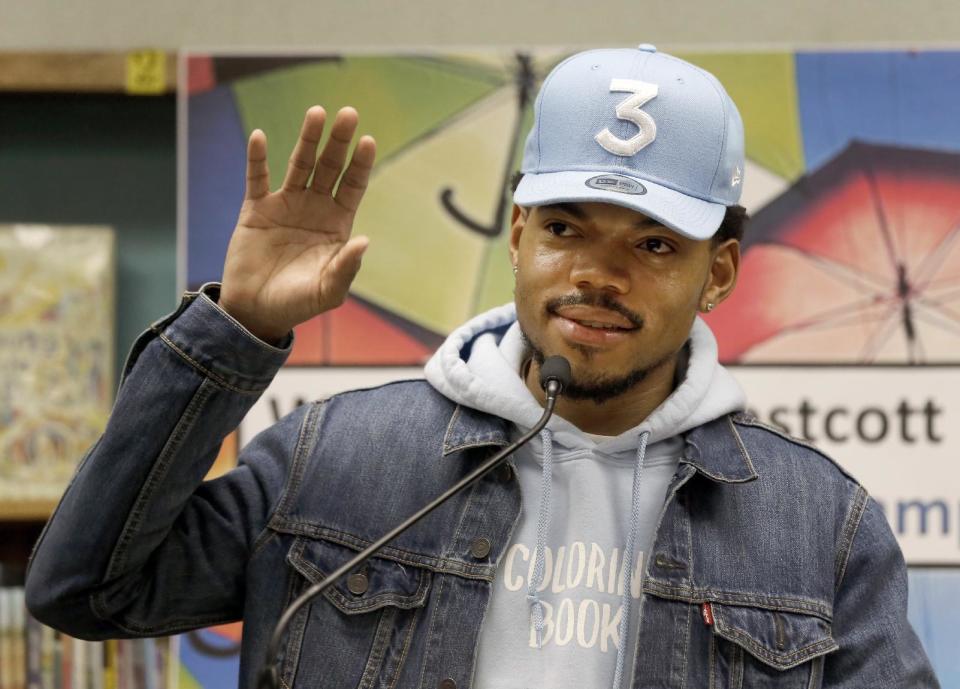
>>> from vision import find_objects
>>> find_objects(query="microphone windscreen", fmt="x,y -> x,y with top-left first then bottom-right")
539,356 -> 572,391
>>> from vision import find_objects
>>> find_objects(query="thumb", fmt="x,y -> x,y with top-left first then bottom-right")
319,236 -> 369,308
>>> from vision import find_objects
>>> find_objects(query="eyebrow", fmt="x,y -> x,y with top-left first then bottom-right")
540,202 -> 665,229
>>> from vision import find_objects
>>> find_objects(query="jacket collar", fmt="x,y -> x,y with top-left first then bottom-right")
682,413 -> 759,483
442,404 -> 510,456
441,403 -> 759,485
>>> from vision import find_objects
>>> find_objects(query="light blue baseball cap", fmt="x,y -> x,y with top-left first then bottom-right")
514,45 -> 745,240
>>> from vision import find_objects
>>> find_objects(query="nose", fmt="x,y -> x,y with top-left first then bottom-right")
569,246 -> 631,294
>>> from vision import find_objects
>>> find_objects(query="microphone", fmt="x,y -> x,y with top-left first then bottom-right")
539,354 -> 571,398
256,356 -> 572,689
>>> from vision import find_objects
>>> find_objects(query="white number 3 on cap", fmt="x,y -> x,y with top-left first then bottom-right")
594,79 -> 659,156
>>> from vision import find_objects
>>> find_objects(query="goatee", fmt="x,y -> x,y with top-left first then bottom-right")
520,328 -> 653,405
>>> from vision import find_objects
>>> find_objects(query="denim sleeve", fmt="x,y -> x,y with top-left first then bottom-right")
822,490 -> 941,688
24,283 -> 302,639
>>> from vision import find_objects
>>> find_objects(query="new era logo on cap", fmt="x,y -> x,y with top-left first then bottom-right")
514,44 -> 745,240
585,174 -> 647,195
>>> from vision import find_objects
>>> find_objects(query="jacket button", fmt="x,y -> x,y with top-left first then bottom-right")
469,537 -> 492,559
346,572 -> 369,595
438,679 -> 457,689
496,463 -> 514,483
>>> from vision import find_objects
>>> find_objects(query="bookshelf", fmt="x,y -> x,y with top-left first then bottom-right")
0,50 -> 180,689
0,51 -> 176,93
0,51 -> 177,541
0,500 -> 60,522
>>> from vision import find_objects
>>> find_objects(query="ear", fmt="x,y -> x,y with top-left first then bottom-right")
701,239 -> 740,310
509,204 -> 528,267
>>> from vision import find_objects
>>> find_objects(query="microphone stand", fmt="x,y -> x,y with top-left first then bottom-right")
256,358 -> 571,689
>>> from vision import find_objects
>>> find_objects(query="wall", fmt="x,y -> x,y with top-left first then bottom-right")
2,0 -> 960,51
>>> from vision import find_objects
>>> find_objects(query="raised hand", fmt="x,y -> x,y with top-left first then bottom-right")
218,106 -> 376,343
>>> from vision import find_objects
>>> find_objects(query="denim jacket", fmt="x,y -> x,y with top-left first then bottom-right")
25,285 -> 939,689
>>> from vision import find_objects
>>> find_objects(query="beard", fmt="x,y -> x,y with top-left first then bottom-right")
519,323 -> 664,405
514,290 -> 679,404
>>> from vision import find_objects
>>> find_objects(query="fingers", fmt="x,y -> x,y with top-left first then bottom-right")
281,106 -> 327,192
333,135 -> 376,212
320,236 -> 369,307
248,105 -> 374,204
310,107 -> 359,195
245,129 -> 270,200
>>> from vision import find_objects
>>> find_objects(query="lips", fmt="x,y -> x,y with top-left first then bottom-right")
566,319 -> 632,331
551,305 -> 639,347
553,305 -> 638,331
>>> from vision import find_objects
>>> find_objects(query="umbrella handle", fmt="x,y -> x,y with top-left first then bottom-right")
439,53 -> 535,239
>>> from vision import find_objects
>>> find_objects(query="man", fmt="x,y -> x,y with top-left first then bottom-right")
26,46 -> 938,688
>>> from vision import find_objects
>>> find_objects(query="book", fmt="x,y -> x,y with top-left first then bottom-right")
5,588 -> 193,689
40,623 -> 54,689
10,589 -> 26,689
0,224 -> 115,503
103,640 -> 117,689
25,611 -> 41,689
1,587 -> 12,689
87,642 -> 104,689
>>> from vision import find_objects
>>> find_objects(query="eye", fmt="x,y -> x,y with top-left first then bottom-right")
545,221 -> 575,237
638,237 -> 674,254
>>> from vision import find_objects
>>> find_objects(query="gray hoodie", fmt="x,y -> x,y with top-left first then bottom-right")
425,303 -> 745,689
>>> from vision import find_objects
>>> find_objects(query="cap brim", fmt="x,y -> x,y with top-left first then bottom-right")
513,170 -> 726,240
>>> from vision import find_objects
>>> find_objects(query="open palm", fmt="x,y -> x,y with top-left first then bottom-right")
219,106 -> 376,343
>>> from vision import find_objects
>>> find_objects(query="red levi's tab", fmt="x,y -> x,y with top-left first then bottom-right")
701,602 -> 714,626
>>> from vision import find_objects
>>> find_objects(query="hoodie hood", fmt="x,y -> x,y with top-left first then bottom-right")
424,302 -> 745,447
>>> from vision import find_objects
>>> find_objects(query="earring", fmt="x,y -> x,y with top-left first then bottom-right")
704,302 -> 715,312
512,264 -> 518,276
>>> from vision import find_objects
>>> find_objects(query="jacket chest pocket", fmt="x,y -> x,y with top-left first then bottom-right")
281,536 -> 432,689
708,603 -> 838,689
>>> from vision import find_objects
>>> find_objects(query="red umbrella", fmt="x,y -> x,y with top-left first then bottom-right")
708,141 -> 960,363
287,296 -> 441,366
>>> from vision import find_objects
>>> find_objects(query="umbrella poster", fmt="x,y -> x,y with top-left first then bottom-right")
714,142 -> 960,363
180,49 -> 960,686
176,623 -> 242,689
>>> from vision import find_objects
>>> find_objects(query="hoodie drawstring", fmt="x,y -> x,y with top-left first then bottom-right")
526,427 -> 553,648
527,427 -> 652,689
612,429 -> 650,689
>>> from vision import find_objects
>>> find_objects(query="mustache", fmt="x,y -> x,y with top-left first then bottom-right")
545,293 -> 644,329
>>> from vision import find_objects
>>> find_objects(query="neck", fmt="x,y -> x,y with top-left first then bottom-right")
523,353 -> 679,436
